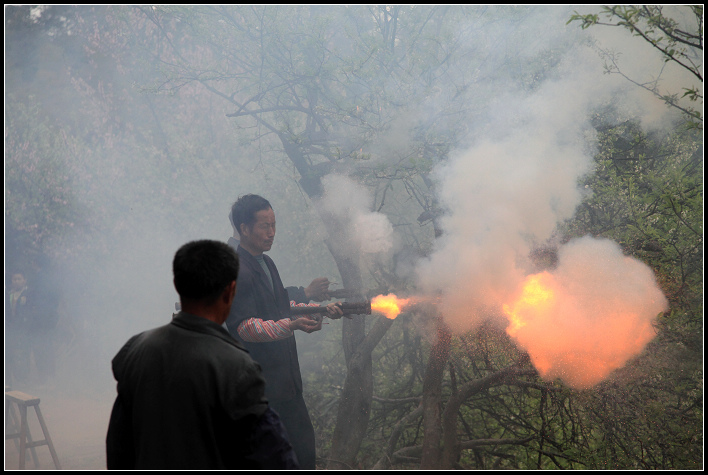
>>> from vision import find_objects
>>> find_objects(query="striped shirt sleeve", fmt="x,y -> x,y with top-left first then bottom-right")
236,301 -> 322,343
237,318 -> 293,342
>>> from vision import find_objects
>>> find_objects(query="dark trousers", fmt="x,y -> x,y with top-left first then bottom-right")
269,393 -> 316,469
30,331 -> 56,382
6,328 -> 30,384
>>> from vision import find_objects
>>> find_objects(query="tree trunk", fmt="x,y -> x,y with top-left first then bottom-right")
325,250 -> 369,470
440,365 -> 535,468
278,135 -> 392,469
325,250 -> 396,468
419,316 -> 452,469
327,339 -> 372,469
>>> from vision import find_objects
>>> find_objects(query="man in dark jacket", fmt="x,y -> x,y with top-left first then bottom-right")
226,194 -> 342,469
106,240 -> 298,470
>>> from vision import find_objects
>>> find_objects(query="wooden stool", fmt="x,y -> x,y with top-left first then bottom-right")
5,393 -> 40,468
5,390 -> 61,469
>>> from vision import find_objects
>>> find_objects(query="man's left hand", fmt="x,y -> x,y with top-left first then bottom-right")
325,302 -> 344,319
304,277 -> 331,302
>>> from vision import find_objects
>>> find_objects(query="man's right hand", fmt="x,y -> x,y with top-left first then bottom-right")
324,302 -> 344,319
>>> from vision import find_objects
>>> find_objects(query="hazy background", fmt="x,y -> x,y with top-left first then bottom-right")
5,5 -> 697,469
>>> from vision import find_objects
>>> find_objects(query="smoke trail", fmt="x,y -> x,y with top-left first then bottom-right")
415,45 -> 605,331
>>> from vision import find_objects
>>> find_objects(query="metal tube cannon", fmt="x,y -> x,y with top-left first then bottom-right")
290,301 -> 372,316
326,288 -> 365,299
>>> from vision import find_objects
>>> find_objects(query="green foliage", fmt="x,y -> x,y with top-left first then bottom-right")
5,96 -> 85,265
568,5 -> 703,128
561,116 -> 703,469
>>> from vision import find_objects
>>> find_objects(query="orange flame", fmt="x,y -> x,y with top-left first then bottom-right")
502,273 -> 554,336
371,293 -> 410,320
502,270 -> 661,389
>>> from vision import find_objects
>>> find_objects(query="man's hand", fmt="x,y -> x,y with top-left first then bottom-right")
324,302 -> 345,319
289,315 -> 323,333
304,277 -> 331,302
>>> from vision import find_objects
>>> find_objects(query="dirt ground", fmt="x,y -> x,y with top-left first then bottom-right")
5,336 -> 119,473
5,381 -> 113,471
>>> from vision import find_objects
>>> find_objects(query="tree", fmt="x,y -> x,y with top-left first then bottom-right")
128,6 -> 498,468
568,5 -> 703,128
564,118 -> 702,468
562,9 -> 702,466
563,9 -> 702,464
4,97 -> 84,269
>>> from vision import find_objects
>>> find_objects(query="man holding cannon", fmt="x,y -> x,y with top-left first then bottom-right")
226,194 -> 342,469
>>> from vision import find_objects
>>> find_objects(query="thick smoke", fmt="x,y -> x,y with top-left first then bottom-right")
314,174 -> 394,256
414,11 -> 674,387
415,45 -> 606,331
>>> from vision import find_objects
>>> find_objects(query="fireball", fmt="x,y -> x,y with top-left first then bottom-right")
371,293 -> 411,319
501,253 -> 666,390
502,272 -> 555,336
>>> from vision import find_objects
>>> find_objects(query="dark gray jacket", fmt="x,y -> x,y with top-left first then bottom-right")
226,242 -> 304,403
106,311 -> 298,469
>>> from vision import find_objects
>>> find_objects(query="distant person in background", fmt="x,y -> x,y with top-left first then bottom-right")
226,194 -> 343,469
6,269 -> 31,385
26,254 -> 62,384
106,240 -> 298,470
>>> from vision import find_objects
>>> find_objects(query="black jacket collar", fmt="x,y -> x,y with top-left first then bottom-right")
171,311 -> 243,349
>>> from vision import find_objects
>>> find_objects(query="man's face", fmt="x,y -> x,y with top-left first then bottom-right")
11,273 -> 26,291
240,208 -> 276,255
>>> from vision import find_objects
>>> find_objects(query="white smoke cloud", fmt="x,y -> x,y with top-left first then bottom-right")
416,45 -> 608,331
315,173 -> 394,256
413,8 -> 673,388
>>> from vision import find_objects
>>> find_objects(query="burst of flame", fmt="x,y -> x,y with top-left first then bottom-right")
501,268 -> 663,389
371,293 -> 410,319
502,272 -> 554,336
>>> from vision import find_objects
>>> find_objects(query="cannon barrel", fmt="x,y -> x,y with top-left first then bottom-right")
290,301 -> 371,316
327,288 -> 364,299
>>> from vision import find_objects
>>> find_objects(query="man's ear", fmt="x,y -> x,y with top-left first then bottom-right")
224,280 -> 237,304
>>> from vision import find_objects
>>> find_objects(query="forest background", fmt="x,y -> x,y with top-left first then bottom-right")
5,5 -> 702,469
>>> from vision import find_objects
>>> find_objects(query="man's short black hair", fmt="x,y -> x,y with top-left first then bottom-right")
173,240 -> 239,304
230,194 -> 272,236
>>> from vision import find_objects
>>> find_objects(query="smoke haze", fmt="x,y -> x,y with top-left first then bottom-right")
315,174 -> 394,256
4,5 -> 693,469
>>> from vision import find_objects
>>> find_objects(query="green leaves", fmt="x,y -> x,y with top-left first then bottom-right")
563,114 -> 702,469
568,6 -> 703,128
